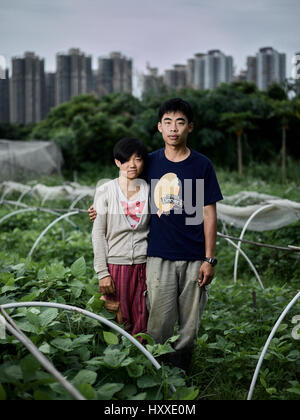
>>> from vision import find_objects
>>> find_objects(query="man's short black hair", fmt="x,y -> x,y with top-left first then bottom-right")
158,98 -> 194,123
113,137 -> 148,164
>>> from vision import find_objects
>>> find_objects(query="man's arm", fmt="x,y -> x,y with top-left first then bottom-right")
198,203 -> 217,287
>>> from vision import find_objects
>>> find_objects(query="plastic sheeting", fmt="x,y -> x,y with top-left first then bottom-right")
0,140 -> 63,181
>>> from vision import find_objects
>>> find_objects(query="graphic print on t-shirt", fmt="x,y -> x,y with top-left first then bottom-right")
153,172 -> 183,217
120,199 -> 146,228
115,178 -> 147,229
146,148 -> 223,260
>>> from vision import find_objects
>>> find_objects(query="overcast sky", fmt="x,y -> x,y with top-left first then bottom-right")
1,0 -> 299,94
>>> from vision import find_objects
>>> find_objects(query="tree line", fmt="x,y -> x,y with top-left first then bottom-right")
1,81 -> 300,180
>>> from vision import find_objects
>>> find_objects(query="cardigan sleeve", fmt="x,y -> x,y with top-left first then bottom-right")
92,184 -> 110,280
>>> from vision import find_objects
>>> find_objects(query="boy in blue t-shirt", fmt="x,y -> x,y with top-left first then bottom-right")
145,98 -> 223,371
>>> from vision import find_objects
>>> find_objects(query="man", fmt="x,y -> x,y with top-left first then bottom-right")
89,98 -> 223,372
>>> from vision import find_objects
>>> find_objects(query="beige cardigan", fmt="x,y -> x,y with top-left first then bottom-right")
92,179 -> 150,280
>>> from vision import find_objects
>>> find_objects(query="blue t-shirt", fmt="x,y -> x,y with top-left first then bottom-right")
146,148 -> 223,261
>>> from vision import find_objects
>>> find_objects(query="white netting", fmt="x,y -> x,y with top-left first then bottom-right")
218,191 -> 300,231
0,140 -> 64,181
0,181 -> 95,203
0,182 -> 299,232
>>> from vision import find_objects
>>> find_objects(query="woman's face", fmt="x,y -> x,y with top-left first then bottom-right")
115,153 -> 144,180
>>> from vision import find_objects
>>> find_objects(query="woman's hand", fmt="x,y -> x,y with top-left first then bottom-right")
99,276 -> 115,295
88,205 -> 97,222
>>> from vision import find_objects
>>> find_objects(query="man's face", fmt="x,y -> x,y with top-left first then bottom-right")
158,111 -> 193,147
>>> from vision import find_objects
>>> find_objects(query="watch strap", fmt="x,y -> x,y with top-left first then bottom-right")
203,257 -> 217,267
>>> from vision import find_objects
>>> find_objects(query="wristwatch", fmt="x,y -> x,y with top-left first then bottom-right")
203,257 -> 218,267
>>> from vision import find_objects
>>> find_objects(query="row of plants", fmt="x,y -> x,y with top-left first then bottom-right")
190,280 -> 300,400
0,196 -> 199,400
0,172 -> 299,400
0,254 -> 196,400
191,172 -> 300,399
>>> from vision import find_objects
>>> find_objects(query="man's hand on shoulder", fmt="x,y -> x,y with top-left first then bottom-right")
88,205 -> 97,222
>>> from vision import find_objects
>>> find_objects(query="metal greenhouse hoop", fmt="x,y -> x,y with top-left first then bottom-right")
0,207 -> 78,229
1,302 -> 178,398
224,237 -> 264,289
17,187 -> 33,204
1,301 -> 161,370
0,208 -> 36,225
247,290 -> 300,400
28,211 -> 80,258
1,307 -> 85,401
0,186 -> 13,203
40,191 -> 53,207
69,193 -> 90,210
233,204 -> 274,284
3,199 -> 28,209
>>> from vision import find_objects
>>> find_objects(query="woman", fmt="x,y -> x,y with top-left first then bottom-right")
92,138 -> 150,336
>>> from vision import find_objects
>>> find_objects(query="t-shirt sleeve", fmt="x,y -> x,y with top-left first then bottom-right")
203,161 -> 223,206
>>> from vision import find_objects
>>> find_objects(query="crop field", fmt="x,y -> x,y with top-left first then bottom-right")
0,172 -> 300,400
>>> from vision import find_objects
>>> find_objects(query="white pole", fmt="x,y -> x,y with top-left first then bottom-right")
234,204 -> 273,283
225,238 -> 264,289
247,290 -> 300,400
28,211 -> 80,258
0,208 -> 36,225
1,301 -> 162,371
1,308 -> 85,401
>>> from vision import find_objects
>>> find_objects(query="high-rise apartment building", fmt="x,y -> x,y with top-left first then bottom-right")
233,69 -> 247,83
203,50 -> 233,90
0,69 -> 10,122
55,48 -> 93,105
186,58 -> 195,88
194,53 -> 205,90
97,52 -> 132,96
56,54 -> 70,105
256,47 -> 286,90
45,72 -> 56,114
246,56 -> 257,84
97,57 -> 113,95
142,66 -> 164,95
10,52 -> 46,124
164,64 -> 187,91
189,50 -> 233,90
163,50 -> 233,92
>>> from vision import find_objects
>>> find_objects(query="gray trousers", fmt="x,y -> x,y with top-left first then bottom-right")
146,257 -> 209,352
